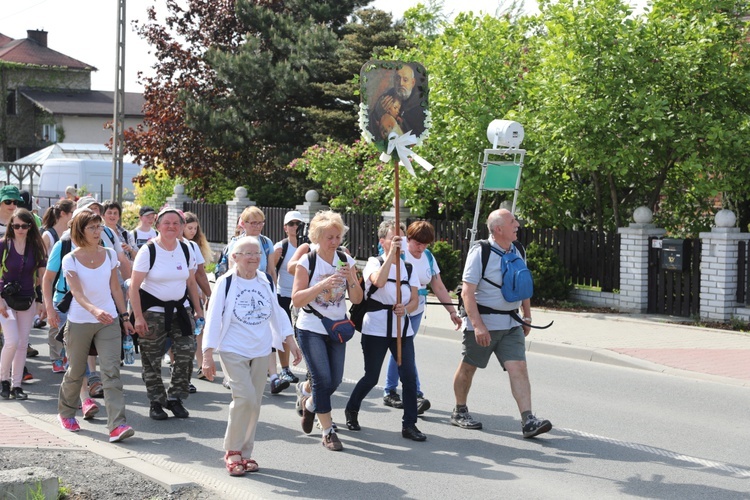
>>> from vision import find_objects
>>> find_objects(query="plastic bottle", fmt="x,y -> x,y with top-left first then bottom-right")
194,317 -> 205,336
122,335 -> 135,365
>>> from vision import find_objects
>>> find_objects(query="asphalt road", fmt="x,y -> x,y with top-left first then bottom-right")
17,326 -> 750,499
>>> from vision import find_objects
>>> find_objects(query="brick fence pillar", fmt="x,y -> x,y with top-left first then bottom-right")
699,209 -> 750,321
617,207 -> 666,313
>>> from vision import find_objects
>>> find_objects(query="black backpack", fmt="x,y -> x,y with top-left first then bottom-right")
275,238 -> 290,274
348,256 -> 413,333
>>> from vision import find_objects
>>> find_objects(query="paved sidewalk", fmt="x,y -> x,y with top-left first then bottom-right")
419,303 -> 750,386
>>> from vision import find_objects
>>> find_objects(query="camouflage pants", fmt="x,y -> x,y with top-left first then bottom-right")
139,310 -> 195,405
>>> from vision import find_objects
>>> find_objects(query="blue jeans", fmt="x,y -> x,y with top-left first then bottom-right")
296,328 -> 345,414
347,334 -> 418,428
384,311 -> 423,396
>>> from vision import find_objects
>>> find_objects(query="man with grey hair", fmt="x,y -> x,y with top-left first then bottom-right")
450,208 -> 552,438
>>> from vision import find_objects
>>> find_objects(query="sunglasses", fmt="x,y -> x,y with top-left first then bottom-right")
2,200 -> 18,205
11,223 -> 31,230
286,221 -> 301,227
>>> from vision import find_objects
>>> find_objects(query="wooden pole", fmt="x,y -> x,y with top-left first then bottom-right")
393,156 -> 402,366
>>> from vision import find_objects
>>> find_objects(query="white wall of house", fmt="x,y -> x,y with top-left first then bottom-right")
57,116 -> 143,143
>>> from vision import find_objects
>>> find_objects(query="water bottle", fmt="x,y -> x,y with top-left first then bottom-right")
194,317 -> 205,336
122,335 -> 135,365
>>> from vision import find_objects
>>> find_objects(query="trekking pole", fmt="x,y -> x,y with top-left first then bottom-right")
394,155 -> 402,366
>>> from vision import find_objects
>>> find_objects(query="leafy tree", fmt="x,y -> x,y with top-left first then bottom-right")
127,0 -> 369,203
519,0 -> 750,234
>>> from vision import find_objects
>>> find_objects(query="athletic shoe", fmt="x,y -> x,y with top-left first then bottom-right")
166,398 -> 190,418
345,410 -> 360,431
26,344 -> 39,358
280,368 -> 299,384
300,396 -> 315,434
109,424 -> 135,443
58,415 -> 80,432
322,432 -> 343,451
22,367 -> 33,382
522,415 -> 553,438
88,380 -> 104,398
270,377 -> 289,394
222,378 -> 231,390
295,382 -> 305,417
1,380 -> 10,399
402,425 -> 427,442
10,387 -> 27,400
149,401 -> 168,420
383,390 -> 403,409
52,360 -> 66,373
188,383 -> 197,394
82,398 -> 100,420
33,318 -> 47,329
450,406 -> 483,430
315,419 -> 338,430
417,397 -> 431,415
197,368 -> 207,380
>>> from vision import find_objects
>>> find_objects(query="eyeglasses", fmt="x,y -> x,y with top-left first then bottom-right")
85,224 -> 105,232
234,251 -> 262,257
11,223 -> 30,230
244,220 -> 265,227
286,221 -> 301,227
2,200 -> 17,206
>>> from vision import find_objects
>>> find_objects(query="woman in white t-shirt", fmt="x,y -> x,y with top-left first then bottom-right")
344,220 -> 427,443
201,236 -> 301,476
382,221 -> 462,414
292,211 -> 362,451
129,208 -> 204,421
57,209 -> 135,442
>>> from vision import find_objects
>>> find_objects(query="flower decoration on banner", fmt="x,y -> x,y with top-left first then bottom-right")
359,60 -> 432,173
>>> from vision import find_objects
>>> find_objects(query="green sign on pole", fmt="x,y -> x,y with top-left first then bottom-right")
483,162 -> 520,191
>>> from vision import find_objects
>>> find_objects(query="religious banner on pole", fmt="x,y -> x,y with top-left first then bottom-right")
358,60 -> 432,364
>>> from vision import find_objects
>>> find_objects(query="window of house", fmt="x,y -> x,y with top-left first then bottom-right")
42,123 -> 57,142
6,89 -> 16,115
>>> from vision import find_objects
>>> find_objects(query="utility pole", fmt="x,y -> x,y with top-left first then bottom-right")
111,0 -> 126,203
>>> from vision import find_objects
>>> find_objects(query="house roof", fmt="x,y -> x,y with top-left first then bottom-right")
0,31 -> 94,70
20,89 -> 145,118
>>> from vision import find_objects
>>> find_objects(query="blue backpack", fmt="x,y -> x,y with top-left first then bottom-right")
481,241 -> 533,302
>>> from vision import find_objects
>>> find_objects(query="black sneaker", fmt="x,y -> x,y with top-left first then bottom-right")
450,406 -> 483,430
10,387 -> 28,400
402,425 -> 427,441
0,380 -> 10,399
417,397 -> 431,415
270,377 -> 289,394
522,415 -> 552,438
344,409 -> 360,431
280,368 -> 299,384
166,398 -> 190,418
383,390 -> 403,409
188,383 -> 197,394
149,401 -> 169,420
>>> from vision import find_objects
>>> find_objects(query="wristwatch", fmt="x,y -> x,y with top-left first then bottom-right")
522,316 -> 532,322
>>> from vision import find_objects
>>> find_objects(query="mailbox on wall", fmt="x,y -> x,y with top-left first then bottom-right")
661,238 -> 687,271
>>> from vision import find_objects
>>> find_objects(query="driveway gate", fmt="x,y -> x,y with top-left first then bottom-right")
647,237 -> 701,317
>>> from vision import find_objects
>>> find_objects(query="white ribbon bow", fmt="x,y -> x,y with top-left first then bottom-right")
379,131 -> 434,177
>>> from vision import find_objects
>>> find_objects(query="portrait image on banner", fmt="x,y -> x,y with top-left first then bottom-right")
359,61 -> 429,152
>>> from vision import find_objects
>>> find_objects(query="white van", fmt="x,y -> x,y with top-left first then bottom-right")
37,159 -> 141,204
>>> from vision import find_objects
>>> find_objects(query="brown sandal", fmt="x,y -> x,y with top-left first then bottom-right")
224,451 -> 246,476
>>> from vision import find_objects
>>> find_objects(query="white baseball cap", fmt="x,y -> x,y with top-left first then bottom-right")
283,210 -> 303,225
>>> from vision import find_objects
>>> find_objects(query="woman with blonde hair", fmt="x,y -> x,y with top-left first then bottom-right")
292,210 -> 362,451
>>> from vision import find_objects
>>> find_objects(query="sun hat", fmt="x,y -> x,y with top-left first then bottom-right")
284,210 -> 304,225
0,185 -> 24,203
